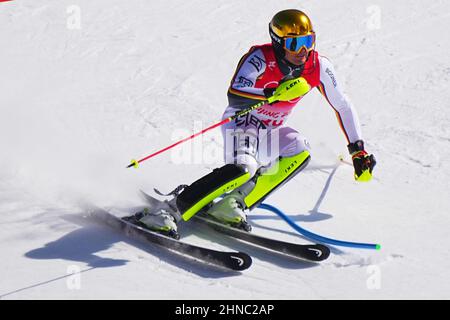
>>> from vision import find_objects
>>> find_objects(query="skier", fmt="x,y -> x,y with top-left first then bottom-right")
131,9 -> 376,238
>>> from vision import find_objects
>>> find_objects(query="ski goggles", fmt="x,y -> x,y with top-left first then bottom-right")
283,34 -> 315,53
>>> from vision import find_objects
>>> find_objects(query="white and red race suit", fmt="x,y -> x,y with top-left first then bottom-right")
222,43 -> 363,177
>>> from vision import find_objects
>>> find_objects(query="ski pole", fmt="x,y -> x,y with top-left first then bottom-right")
126,100 -> 267,168
127,76 -> 311,168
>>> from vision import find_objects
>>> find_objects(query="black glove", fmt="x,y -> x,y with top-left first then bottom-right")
347,140 -> 376,182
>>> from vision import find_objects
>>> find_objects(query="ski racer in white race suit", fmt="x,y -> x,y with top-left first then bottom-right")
136,9 -> 376,237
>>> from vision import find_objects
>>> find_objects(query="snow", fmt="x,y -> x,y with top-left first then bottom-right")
1,0 -> 449,299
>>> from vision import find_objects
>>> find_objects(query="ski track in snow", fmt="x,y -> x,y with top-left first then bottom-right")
1,0 -> 450,299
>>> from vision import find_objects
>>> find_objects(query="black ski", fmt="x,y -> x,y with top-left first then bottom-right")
192,215 -> 330,262
89,207 -> 252,271
138,190 -> 330,262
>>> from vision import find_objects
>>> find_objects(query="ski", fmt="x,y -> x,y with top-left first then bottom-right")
88,207 -> 252,271
139,190 -> 330,262
192,214 -> 330,262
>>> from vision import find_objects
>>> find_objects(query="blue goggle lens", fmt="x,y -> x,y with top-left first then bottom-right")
284,34 -> 315,52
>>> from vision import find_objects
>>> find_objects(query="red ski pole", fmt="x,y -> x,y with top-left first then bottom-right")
126,100 -> 267,168
126,76 -> 311,168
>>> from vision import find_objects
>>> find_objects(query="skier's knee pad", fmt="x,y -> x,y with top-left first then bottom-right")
234,153 -> 259,178
176,164 -> 251,221
281,134 -> 311,157
244,150 -> 311,210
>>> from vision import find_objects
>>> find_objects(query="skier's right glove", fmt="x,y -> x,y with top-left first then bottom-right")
348,140 -> 376,182
266,77 -> 311,104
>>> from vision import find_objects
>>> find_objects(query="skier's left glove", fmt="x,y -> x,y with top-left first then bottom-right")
267,77 -> 311,104
347,140 -> 376,182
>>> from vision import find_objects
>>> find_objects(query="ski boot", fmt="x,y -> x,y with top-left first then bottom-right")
205,191 -> 252,232
123,194 -> 182,240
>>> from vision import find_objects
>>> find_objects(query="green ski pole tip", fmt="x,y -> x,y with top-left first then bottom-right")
376,244 -> 381,250
127,159 -> 139,169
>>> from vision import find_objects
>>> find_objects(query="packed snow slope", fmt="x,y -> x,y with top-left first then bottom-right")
1,0 -> 449,299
